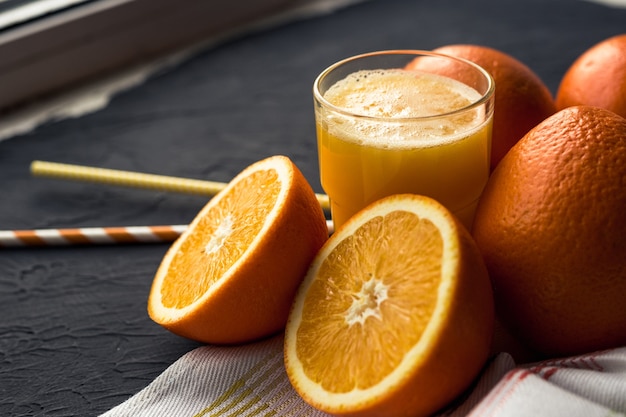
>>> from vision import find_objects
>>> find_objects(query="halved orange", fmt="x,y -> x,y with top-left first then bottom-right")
284,194 -> 494,417
148,155 -> 328,344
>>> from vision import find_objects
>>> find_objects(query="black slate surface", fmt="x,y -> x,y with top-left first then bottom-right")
1,0 -> 625,415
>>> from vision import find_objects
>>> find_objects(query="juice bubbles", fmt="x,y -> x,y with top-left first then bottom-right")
314,51 -> 494,230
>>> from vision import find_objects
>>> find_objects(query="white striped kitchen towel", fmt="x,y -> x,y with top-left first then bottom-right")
101,335 -> 626,417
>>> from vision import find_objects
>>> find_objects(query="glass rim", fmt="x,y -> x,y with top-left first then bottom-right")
313,49 -> 495,122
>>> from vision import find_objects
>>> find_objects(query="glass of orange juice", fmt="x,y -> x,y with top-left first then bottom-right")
314,50 -> 495,230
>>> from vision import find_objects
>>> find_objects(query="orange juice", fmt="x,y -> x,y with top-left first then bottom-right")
316,67 -> 493,229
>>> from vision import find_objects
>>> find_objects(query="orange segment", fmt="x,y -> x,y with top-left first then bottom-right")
285,194 -> 494,417
148,155 -> 328,345
298,212 -> 441,392
159,169 -> 281,309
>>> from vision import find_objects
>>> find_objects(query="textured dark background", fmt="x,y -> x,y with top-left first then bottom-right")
1,0 -> 625,415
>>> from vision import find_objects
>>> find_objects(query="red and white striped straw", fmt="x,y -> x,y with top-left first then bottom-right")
8,160 -> 334,248
0,221 -> 334,248
0,225 -> 188,247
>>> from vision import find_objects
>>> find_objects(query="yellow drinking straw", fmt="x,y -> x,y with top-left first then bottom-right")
30,160 -> 331,212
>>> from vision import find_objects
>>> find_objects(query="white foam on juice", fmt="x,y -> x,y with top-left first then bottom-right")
323,69 -> 486,148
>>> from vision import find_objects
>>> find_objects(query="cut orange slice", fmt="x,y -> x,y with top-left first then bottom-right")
148,155 -> 328,344
284,194 -> 494,416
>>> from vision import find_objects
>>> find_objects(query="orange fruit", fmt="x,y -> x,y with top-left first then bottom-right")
285,194 -> 494,417
472,106 -> 626,358
556,34 -> 626,118
148,155 -> 328,344
406,44 -> 556,170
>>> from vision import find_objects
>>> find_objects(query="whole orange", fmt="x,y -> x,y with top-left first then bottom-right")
556,34 -> 626,118
406,44 -> 556,170
472,106 -> 626,358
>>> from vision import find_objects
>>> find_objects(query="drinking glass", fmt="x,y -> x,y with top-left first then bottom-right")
313,50 -> 495,230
